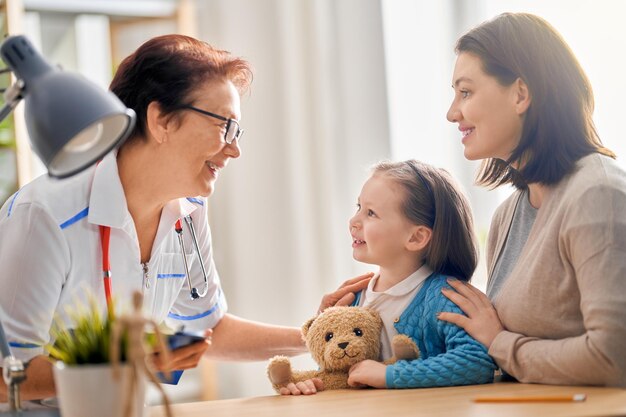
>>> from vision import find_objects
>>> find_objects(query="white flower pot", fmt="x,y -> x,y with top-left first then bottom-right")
53,362 -> 146,417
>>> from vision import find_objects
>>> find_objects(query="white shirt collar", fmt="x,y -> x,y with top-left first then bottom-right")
366,263 -> 434,299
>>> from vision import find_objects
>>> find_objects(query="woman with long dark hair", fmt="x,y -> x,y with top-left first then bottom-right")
441,13 -> 626,387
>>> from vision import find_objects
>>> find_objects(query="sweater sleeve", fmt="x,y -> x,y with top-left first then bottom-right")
385,287 -> 497,388
489,183 -> 626,386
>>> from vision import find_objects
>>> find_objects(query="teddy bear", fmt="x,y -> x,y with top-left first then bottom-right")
267,306 -> 420,392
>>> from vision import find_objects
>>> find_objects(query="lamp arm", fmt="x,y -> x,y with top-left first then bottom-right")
0,79 -> 25,124
0,78 -> 27,409
0,319 -> 11,359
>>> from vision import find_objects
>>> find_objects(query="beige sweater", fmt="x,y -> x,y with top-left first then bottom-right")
487,153 -> 626,387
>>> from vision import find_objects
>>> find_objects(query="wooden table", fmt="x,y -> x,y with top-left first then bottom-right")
149,382 -> 626,417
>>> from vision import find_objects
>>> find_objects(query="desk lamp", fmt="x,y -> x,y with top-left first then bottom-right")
0,35 -> 135,178
0,34 -> 136,415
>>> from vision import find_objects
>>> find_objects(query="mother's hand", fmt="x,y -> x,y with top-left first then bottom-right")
317,272 -> 374,314
438,279 -> 504,348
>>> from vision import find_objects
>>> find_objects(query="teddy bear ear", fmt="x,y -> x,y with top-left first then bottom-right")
363,307 -> 383,328
301,316 -> 317,337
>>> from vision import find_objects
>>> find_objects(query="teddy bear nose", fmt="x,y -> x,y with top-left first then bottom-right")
338,342 -> 349,350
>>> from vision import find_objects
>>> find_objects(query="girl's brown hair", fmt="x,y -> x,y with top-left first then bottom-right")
456,13 -> 614,189
373,160 -> 477,281
109,34 -> 252,143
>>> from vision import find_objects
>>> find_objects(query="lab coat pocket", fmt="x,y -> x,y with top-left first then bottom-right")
151,253 -> 193,321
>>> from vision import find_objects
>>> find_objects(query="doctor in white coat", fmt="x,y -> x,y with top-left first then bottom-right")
0,34 -> 372,401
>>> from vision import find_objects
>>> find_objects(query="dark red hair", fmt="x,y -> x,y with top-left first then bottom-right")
109,34 -> 252,142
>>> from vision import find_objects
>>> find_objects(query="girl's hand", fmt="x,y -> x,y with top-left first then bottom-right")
347,360 -> 387,388
438,279 -> 504,348
152,329 -> 212,371
278,378 -> 324,396
317,273 -> 374,314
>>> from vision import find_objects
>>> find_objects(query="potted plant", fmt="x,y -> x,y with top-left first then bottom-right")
47,298 -> 146,417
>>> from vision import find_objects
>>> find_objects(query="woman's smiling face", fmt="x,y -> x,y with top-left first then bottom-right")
167,79 -> 242,198
446,52 -> 526,162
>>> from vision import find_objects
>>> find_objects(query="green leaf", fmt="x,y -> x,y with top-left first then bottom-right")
45,295 -> 128,365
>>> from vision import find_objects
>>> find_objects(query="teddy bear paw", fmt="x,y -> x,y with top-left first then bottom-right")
267,355 -> 293,385
391,334 -> 420,361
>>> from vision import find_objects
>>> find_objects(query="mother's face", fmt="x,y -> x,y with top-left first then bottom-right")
446,53 -> 527,162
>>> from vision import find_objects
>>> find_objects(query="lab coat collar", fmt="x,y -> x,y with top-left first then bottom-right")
153,198 -> 199,247
88,152 -> 129,229
88,151 -> 199,230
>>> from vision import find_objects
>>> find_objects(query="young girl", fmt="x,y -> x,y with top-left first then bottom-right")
347,159 -> 496,389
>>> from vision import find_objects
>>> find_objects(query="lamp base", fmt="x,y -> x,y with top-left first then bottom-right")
0,411 -> 60,416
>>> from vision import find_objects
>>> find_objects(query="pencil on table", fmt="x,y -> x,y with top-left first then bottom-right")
474,394 -> 587,403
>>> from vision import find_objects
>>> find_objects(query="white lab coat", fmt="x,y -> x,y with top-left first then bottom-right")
0,152 -> 226,362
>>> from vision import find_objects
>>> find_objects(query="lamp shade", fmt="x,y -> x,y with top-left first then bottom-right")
0,35 -> 135,178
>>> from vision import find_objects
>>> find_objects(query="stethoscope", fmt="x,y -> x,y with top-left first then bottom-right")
174,216 -> 209,300
99,214 -> 209,312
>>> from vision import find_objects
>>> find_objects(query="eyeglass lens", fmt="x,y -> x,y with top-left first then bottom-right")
225,120 -> 243,144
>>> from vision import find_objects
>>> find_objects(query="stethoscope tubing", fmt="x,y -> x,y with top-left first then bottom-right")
182,216 -> 208,298
175,219 -> 196,299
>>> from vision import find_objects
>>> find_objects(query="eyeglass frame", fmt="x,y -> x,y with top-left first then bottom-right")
182,105 -> 244,144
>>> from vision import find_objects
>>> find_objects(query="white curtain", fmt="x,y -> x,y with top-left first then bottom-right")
196,0 -> 390,398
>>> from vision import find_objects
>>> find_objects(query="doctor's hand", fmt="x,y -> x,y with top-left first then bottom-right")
152,329 -> 212,371
317,272 -> 374,314
437,278 -> 504,348
347,360 -> 386,388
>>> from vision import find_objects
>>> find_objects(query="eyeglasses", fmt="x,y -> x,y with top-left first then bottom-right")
183,105 -> 244,144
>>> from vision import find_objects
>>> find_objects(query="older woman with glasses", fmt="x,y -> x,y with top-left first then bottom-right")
0,34 -> 370,401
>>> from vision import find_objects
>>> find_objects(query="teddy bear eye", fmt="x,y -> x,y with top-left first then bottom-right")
353,328 -> 363,337
325,332 -> 334,342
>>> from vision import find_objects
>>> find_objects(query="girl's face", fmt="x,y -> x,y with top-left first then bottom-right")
446,52 -> 526,161
349,174 -> 418,268
166,79 -> 242,197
